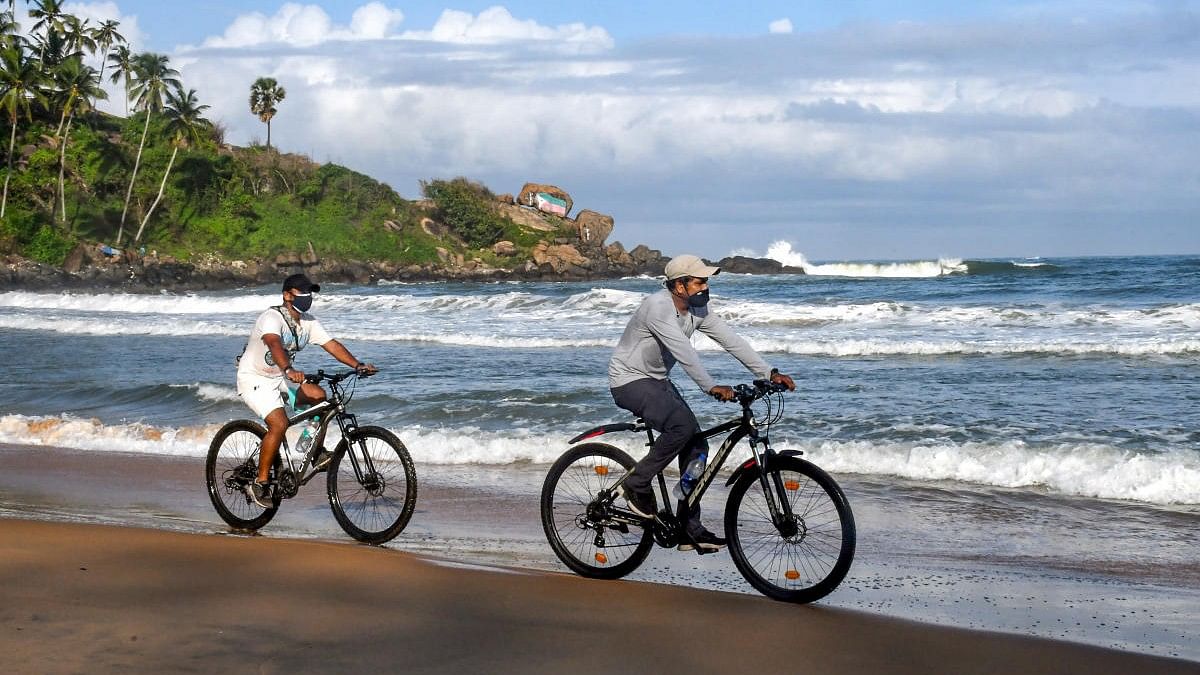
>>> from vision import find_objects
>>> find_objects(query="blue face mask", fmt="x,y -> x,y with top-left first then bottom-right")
292,293 -> 313,312
687,289 -> 710,308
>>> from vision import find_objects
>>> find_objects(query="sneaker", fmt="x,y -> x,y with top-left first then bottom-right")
243,480 -> 272,508
311,449 -> 334,472
618,484 -> 657,519
678,529 -> 727,552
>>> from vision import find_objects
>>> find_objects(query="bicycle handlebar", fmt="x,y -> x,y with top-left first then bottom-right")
731,379 -> 789,405
303,368 -> 377,385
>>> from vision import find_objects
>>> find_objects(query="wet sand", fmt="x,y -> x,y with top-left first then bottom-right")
3,518 -> 1198,675
1,442 -> 1198,671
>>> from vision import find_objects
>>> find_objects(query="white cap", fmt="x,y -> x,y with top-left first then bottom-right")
664,254 -> 721,280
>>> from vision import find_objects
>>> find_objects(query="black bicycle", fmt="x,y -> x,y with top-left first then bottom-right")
540,380 -> 855,603
205,369 -> 417,544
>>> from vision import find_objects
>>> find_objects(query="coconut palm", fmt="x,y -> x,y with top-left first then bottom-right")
0,45 -> 45,218
106,44 -> 131,115
248,76 -> 285,151
116,52 -> 179,245
90,19 -> 123,86
0,10 -> 20,50
62,15 -> 95,56
52,55 -> 106,224
133,86 -> 209,243
28,0 -> 65,62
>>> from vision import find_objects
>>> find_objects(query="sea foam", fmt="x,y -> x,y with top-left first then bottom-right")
3,413 -> 1196,505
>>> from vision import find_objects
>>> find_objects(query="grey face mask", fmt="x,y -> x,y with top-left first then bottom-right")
292,293 -> 313,312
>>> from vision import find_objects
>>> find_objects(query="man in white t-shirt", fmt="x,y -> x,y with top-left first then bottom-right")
236,273 -> 376,507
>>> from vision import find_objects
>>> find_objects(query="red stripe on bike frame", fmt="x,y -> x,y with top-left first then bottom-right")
580,430 -> 604,440
740,458 -> 757,471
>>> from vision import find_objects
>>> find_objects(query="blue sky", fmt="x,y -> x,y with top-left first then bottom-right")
34,1 -> 1200,261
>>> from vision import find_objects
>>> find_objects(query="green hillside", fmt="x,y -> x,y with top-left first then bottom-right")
0,6 -> 571,270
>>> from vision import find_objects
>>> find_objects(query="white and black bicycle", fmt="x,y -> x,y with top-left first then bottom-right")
205,369 -> 417,544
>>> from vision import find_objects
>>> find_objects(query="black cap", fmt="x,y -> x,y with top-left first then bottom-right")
282,273 -> 320,294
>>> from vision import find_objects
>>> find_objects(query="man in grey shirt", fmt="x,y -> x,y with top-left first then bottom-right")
610,254 -> 795,551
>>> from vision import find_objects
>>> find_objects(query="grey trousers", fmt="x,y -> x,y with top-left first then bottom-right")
611,378 -> 708,535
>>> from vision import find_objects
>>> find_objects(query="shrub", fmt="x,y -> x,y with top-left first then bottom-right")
26,225 -> 73,264
421,177 -> 508,249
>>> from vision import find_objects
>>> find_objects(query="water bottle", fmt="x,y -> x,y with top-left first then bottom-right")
673,452 -> 707,499
295,418 -> 318,457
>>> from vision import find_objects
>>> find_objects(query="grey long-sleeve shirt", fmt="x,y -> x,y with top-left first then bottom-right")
608,289 -> 773,393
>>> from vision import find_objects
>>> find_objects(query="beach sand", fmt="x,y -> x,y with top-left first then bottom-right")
1,442 -> 1198,672
3,518 -> 1198,675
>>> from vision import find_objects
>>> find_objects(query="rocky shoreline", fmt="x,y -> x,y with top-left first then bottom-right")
0,243 -> 803,293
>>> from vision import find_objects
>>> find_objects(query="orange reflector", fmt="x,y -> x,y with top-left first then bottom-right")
785,570 -> 800,580
594,465 -> 609,476
595,552 -> 608,564
784,480 -> 800,491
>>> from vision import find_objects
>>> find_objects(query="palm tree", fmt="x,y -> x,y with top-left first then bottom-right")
52,55 -> 105,224
248,76 -> 285,151
90,19 -> 123,87
106,44 -> 131,115
28,0 -> 65,62
0,45 -> 45,218
62,15 -> 95,56
117,52 -> 179,246
134,86 -> 209,243
0,10 -> 20,51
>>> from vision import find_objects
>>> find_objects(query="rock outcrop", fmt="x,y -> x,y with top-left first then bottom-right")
573,210 -> 614,248
713,255 -> 805,275
517,183 -> 573,215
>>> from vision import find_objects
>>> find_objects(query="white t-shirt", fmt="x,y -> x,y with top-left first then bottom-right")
237,307 -> 333,378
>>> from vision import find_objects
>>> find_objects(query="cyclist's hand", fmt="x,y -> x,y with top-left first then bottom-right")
770,371 -> 796,391
356,362 -> 378,376
709,385 -> 735,402
285,368 -> 305,384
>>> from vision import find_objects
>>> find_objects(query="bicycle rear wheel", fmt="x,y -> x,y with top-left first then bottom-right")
540,442 -> 653,579
725,455 -> 855,603
205,419 -> 280,531
327,425 -> 417,544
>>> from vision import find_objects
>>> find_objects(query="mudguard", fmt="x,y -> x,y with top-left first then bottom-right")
568,422 -> 639,444
725,449 -> 805,486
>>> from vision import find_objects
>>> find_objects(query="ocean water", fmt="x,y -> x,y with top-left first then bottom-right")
1,249 -> 1198,654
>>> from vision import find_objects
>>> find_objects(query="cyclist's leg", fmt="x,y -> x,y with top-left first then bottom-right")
294,381 -> 327,407
237,373 -> 291,484
612,378 -> 701,494
258,407 -> 288,483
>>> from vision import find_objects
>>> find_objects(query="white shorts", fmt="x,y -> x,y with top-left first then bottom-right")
236,372 -> 297,420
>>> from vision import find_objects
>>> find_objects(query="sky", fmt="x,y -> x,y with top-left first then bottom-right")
24,1 -> 1200,261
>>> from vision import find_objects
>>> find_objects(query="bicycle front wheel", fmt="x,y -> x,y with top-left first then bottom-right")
725,455 -> 855,603
540,442 -> 653,579
327,425 -> 417,544
205,419 -> 280,531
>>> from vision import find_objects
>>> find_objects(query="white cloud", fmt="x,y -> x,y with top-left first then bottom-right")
170,3 -> 1200,257
768,18 -> 794,35
405,6 -> 613,53
195,2 -> 405,49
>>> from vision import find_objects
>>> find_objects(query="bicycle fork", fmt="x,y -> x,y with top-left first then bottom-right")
749,440 -> 801,538
337,414 -> 384,494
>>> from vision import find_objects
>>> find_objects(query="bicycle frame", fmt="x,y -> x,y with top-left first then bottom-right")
275,371 -> 378,494
575,383 -> 799,544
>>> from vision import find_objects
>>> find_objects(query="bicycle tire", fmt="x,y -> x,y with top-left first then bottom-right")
205,419 -> 281,531
725,455 -> 855,603
540,442 -> 653,579
327,425 -> 417,544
